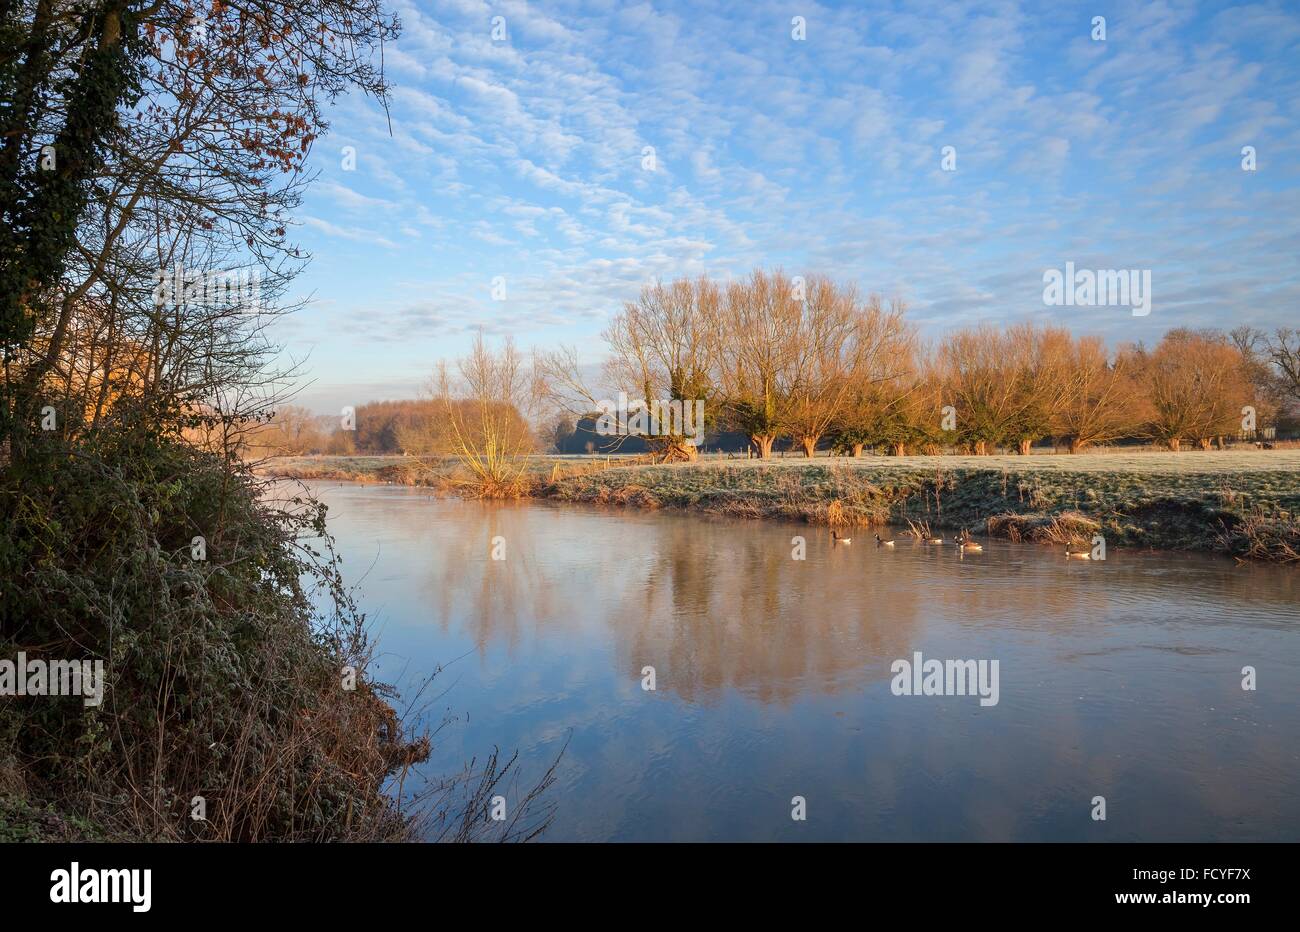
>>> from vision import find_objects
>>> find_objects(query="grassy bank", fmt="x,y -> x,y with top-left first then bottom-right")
1,433 -> 430,843
551,455 -> 1300,561
264,452 -> 1300,563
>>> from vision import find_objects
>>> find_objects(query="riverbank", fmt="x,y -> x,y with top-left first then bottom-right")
261,452 -> 1300,563
1,438 -> 429,843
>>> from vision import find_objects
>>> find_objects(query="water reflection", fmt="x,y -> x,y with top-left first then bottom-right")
311,482 -> 1300,842
415,501 -> 927,704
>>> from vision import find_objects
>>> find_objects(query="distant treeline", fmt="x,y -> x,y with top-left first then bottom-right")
256,271 -> 1300,459
251,398 -> 536,457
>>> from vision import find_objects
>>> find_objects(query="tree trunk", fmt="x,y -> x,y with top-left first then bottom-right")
892,443 -> 905,457
974,440 -> 988,456
660,438 -> 698,461
800,436 -> 817,458
752,435 -> 775,458
1017,439 -> 1032,456
1197,437 -> 1212,451
1068,437 -> 1084,454
1168,438 -> 1181,451
850,443 -> 864,458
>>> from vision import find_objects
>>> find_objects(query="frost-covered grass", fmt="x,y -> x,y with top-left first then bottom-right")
262,452 -> 1300,561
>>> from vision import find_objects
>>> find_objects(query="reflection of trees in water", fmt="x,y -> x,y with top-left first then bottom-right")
344,491 -> 1300,839
601,518 -> 925,706
420,502 -> 559,657
417,502 -> 925,705
631,537 -> 1296,840
413,497 -> 1299,712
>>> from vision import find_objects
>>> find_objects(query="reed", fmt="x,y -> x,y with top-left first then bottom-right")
905,518 -> 932,540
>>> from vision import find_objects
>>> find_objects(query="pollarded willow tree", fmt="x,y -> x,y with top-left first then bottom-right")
830,296 -> 918,456
783,274 -> 861,458
1003,323 -> 1073,456
937,324 -> 1028,455
539,275 -> 721,462
716,269 -> 803,458
869,364 -> 945,456
935,322 -> 1073,455
1053,336 -> 1143,453
1142,329 -> 1252,450
602,275 -> 721,461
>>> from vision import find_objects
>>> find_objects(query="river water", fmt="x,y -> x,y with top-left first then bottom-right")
306,481 -> 1300,842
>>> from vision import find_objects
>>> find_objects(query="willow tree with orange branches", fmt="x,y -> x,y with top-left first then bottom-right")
601,276 -> 721,461
832,296 -> 920,456
1004,324 -> 1074,456
435,334 -> 538,497
1053,337 -> 1143,453
1140,329 -> 1253,450
782,275 -> 861,457
715,269 -> 803,458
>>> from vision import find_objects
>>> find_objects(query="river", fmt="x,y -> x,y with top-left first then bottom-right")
307,481 -> 1300,841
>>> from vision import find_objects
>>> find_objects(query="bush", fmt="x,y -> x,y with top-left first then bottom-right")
0,420 -> 427,841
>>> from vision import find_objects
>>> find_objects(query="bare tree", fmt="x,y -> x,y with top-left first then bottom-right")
938,325 -> 1031,455
1227,326 -> 1285,434
1262,328 -> 1300,409
1053,336 -> 1142,452
4,0 -> 398,457
784,275 -> 860,457
436,333 -> 538,496
829,296 -> 916,456
716,269 -> 802,458
271,404 -> 326,455
600,276 -> 719,461
1005,324 -> 1073,456
1143,329 -> 1251,450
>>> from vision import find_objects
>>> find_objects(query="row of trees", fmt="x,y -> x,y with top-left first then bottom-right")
258,271 -> 1296,461
541,270 -> 1296,458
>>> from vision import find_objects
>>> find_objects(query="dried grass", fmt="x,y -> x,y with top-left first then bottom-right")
905,518 -> 932,540
1217,506 -> 1300,563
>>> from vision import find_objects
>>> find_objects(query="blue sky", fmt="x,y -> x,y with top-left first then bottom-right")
274,0 -> 1300,413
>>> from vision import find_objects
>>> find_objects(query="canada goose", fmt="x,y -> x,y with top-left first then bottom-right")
832,531 -> 852,544
1065,546 -> 1092,559
957,538 -> 983,551
875,534 -> 895,546
922,534 -> 945,545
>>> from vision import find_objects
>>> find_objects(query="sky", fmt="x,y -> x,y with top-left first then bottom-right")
272,0 -> 1300,413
